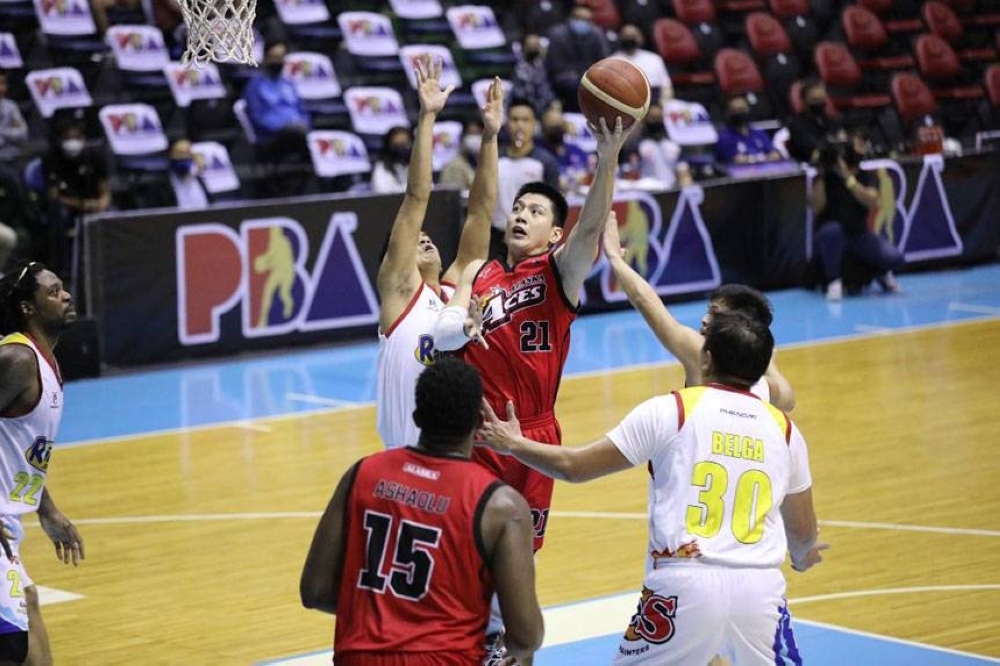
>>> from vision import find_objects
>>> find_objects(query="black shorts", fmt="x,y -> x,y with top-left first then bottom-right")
0,630 -> 27,663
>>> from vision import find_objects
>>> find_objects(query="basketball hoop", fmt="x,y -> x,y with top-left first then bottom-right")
179,0 -> 257,67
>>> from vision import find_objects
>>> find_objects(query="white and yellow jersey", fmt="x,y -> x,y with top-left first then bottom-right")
607,384 -> 811,572
0,333 -> 62,516
376,282 -> 454,449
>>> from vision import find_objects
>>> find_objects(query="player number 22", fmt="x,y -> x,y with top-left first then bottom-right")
685,462 -> 773,544
9,472 -> 44,506
357,511 -> 442,601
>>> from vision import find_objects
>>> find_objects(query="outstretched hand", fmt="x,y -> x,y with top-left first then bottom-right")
415,53 -> 455,116
601,210 -> 625,262
481,77 -> 504,139
589,116 -> 631,162
477,399 -> 522,454
465,298 -> 489,350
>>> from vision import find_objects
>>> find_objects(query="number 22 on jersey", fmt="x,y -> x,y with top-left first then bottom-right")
685,462 -> 773,544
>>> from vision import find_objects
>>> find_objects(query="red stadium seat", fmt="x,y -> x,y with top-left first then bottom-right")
673,0 -> 717,23
714,48 -> 765,94
576,0 -> 621,30
813,42 -> 892,110
653,18 -> 717,85
922,1 -> 998,63
841,6 -> 914,69
858,0 -> 924,32
941,0 -> 1000,27
891,72 -> 938,123
914,34 -> 986,99
746,12 -> 792,56
987,64 -> 1000,108
767,0 -> 808,17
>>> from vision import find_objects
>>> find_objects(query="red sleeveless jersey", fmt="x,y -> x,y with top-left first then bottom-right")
458,251 -> 577,420
334,447 -> 503,662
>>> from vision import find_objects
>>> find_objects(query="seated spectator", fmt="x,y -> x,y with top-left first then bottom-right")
810,132 -> 903,300
786,79 -> 841,164
715,95 -> 784,165
539,105 -> 590,195
635,103 -> 684,189
440,119 -> 483,191
41,117 -> 111,278
137,139 -> 210,210
0,69 -> 27,273
612,24 -> 674,105
242,41 -> 312,196
491,98 -> 560,257
545,4 -> 610,111
510,34 -> 555,118
371,127 -> 412,194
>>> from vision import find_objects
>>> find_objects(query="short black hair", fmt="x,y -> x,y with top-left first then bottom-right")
703,311 -> 774,385
515,181 -> 568,228
508,97 -> 536,117
413,356 -> 483,450
0,262 -> 47,335
710,284 -> 773,327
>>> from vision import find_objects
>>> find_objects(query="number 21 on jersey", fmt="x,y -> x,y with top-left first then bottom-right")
685,462 -> 773,544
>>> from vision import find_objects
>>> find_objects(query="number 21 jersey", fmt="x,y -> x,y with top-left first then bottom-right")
458,251 -> 576,421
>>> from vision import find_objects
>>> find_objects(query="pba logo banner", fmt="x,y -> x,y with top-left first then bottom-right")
164,62 -> 226,107
99,103 -> 168,155
577,190 -> 721,305
285,52 -> 341,99
337,11 -> 398,56
274,0 -> 329,26
446,5 -> 505,49
0,32 -> 24,69
26,67 -> 92,118
34,0 -> 97,35
344,87 -> 409,135
176,213 -> 379,346
105,25 -> 168,71
399,45 -> 462,90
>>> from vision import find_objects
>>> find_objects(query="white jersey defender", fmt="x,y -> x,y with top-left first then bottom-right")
0,332 -> 63,633
376,282 -> 454,449
607,384 -> 812,665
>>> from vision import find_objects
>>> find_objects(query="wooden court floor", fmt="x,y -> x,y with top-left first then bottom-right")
23,318 -> 1000,664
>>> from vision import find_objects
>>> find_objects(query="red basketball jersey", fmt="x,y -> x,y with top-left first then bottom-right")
334,447 -> 503,662
458,251 -> 577,421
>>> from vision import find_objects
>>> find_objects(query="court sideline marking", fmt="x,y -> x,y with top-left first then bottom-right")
58,314 -> 1000,450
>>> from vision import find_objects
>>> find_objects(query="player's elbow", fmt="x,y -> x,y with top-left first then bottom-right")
433,306 -> 470,351
299,579 -> 338,614
504,616 -> 544,657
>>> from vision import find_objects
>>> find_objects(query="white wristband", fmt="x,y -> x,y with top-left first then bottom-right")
433,305 -> 471,352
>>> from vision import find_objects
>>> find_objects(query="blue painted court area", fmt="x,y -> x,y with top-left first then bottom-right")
60,263 -> 1000,444
536,622 -> 1000,665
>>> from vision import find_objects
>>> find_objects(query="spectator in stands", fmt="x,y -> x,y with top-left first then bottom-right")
137,139 -> 210,210
90,0 -> 142,34
635,103 -> 685,189
540,105 -> 590,195
611,24 -> 673,105
0,69 -> 27,272
151,0 -> 185,58
491,98 -> 561,257
786,79 -> 842,164
440,119 -> 483,191
810,131 -> 903,301
715,95 -> 784,165
41,117 -> 110,278
371,126 -> 412,194
242,40 -> 312,196
510,34 -> 556,118
545,3 -> 610,112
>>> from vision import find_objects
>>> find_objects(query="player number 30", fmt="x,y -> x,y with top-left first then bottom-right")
685,462 -> 773,544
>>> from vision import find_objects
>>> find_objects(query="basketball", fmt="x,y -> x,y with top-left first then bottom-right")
578,57 -> 651,132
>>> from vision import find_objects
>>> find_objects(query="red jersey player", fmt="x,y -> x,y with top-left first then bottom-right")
435,117 -> 632,551
300,357 -> 542,666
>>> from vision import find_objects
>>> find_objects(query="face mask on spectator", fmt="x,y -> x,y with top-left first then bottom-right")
170,158 -> 194,177
462,135 -> 482,156
389,145 -> 411,163
728,111 -> 750,127
569,18 -> 591,35
543,127 -> 564,145
647,123 -> 666,139
265,62 -> 284,77
808,101 -> 827,118
61,139 -> 85,158
620,37 -> 639,52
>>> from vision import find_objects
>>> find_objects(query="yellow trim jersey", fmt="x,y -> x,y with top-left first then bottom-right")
607,384 -> 811,572
0,333 -> 62,516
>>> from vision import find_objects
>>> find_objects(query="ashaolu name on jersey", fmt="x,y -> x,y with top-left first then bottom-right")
480,275 -> 547,334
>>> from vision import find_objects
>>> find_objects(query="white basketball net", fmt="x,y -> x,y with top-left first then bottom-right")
180,0 -> 257,67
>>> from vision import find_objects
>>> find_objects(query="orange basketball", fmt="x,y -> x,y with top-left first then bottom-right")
578,57 -> 651,131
